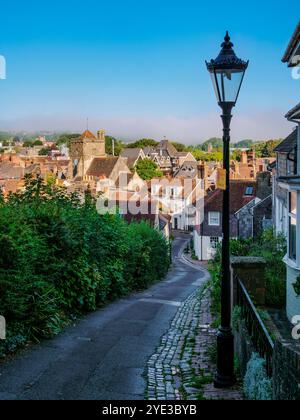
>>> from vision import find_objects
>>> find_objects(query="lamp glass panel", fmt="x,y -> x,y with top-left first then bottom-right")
215,69 -> 244,103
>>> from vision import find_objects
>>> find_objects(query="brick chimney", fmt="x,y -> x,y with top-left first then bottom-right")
97,129 -> 105,142
241,151 -> 247,164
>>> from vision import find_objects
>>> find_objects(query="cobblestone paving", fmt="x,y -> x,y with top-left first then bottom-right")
146,278 -> 243,400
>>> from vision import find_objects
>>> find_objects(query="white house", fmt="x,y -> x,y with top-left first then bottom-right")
275,22 -> 300,321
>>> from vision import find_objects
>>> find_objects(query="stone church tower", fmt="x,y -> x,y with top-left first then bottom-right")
69,129 -> 106,179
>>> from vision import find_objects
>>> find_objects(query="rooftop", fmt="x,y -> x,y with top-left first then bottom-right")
205,180 -> 256,214
274,128 -> 298,153
282,21 -> 300,65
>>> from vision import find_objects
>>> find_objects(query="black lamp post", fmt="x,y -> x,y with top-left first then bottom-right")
206,32 -> 248,388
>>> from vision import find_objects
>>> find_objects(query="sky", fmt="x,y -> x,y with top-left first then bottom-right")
0,1 -> 299,143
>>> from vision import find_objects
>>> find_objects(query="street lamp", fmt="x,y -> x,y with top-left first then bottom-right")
206,32 -> 248,388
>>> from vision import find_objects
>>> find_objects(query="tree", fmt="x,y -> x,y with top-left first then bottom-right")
201,138 -> 223,151
127,139 -> 158,149
56,133 -> 80,148
33,140 -> 43,146
234,139 -> 254,148
105,136 -> 124,156
23,140 -> 34,148
258,140 -> 281,158
38,147 -> 52,156
171,142 -> 187,152
135,159 -> 163,180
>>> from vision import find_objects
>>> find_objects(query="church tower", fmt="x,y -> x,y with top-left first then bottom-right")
69,129 -> 106,179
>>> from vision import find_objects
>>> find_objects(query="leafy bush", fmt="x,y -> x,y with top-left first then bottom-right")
208,229 -> 286,313
243,353 -> 273,400
0,176 -> 170,356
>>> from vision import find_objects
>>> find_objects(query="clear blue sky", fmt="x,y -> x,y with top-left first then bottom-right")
0,0 -> 299,143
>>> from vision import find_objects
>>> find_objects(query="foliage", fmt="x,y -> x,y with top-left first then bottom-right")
0,176 -> 170,357
234,139 -> 254,148
39,147 -> 52,156
243,353 -> 273,400
292,275 -> 300,296
208,229 -> 286,315
22,140 -> 34,148
56,133 -> 80,148
33,140 -> 43,146
188,147 -> 223,162
255,140 -> 281,158
105,136 -> 124,156
135,158 -> 163,180
171,142 -> 187,152
232,305 -> 242,331
200,138 -> 223,151
127,138 -> 158,149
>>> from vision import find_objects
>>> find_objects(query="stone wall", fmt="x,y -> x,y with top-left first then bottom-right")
231,256 -> 266,306
273,339 -> 300,400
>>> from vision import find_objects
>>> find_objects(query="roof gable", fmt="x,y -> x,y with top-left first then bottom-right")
274,128 -> 297,153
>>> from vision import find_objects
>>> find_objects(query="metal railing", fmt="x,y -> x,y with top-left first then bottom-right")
236,277 -> 274,377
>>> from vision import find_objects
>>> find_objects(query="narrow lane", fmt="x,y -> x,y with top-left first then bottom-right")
0,232 -> 208,400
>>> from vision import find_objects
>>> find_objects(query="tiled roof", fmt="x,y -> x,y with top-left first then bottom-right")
205,180 -> 256,214
282,21 -> 300,63
86,157 -> 119,178
120,148 -> 143,168
80,130 -> 96,140
285,103 -> 300,121
0,163 -> 24,179
155,140 -> 178,157
274,128 -> 297,153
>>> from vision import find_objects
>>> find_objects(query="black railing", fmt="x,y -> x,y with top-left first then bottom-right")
236,277 -> 274,377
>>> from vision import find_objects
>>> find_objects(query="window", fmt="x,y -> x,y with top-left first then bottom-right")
289,192 -> 297,261
210,237 -> 220,249
208,211 -> 220,226
245,186 -> 254,196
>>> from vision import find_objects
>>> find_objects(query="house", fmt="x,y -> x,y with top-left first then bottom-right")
193,180 -> 256,260
120,148 -> 145,169
143,139 -> 197,175
272,21 -> 300,321
150,176 -> 204,231
235,172 -> 273,239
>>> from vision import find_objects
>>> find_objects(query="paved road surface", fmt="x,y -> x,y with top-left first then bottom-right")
0,232 -> 208,400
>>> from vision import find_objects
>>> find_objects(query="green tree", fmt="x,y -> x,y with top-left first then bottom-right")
56,133 -> 80,148
23,140 -> 34,148
127,139 -> 158,149
135,158 -> 163,180
38,147 -> 52,156
201,138 -> 223,151
171,142 -> 187,152
105,136 -> 124,156
33,140 -> 43,146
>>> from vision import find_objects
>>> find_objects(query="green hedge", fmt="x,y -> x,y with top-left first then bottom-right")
0,176 -> 170,356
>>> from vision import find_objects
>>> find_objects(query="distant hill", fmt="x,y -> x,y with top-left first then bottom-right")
233,139 -> 254,148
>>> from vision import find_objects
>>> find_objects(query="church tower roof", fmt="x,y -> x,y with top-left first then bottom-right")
80,130 -> 96,140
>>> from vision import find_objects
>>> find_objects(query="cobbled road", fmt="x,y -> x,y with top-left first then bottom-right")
0,232 -> 208,400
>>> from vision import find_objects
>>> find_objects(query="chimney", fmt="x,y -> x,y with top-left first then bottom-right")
97,129 -> 105,142
241,151 -> 247,164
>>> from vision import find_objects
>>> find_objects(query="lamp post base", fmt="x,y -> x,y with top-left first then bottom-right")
214,327 -> 236,389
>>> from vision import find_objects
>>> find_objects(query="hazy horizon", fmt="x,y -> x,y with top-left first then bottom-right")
0,1 -> 299,143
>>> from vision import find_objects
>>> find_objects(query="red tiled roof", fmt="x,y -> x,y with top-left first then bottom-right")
205,180 -> 256,214
80,130 -> 96,139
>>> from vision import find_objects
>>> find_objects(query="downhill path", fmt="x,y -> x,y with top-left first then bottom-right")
0,232 -> 208,400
